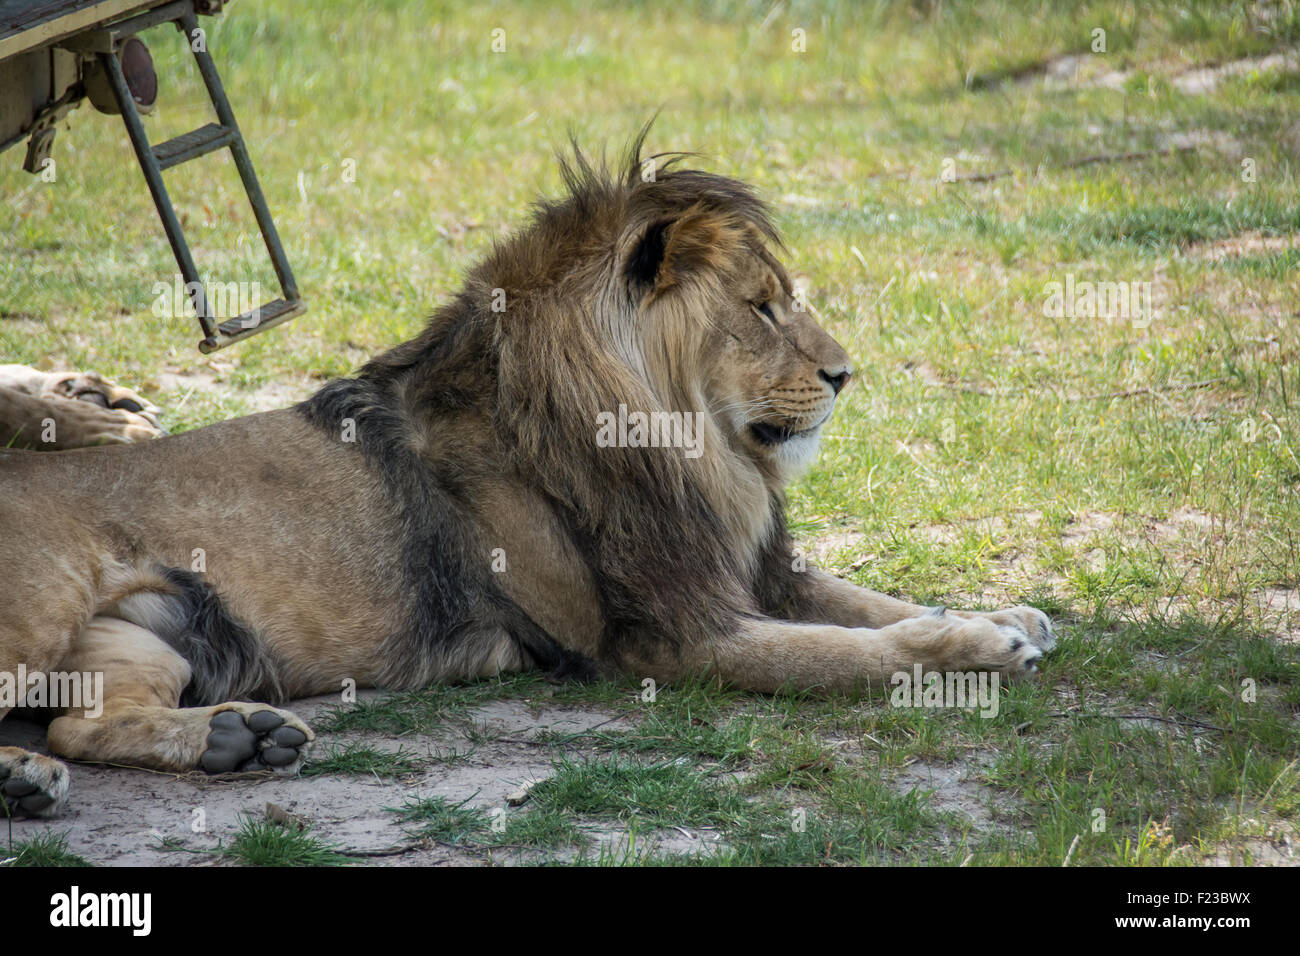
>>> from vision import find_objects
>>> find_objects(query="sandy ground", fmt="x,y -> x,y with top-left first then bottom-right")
1,692 -> 651,866
2,686 -> 1024,866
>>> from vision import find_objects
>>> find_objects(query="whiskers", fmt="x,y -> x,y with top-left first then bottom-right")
708,396 -> 776,428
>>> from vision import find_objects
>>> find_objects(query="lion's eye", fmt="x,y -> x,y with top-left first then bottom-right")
751,301 -> 776,324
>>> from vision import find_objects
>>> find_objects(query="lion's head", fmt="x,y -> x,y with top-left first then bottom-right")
622,197 -> 853,483
460,131 -> 854,501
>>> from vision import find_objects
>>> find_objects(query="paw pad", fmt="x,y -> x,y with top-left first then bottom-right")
200,709 -> 311,774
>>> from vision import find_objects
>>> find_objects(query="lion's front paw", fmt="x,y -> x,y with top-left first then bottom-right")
931,615 -> 1045,682
0,748 -> 70,818
963,605 -> 1055,652
995,623 -> 1045,679
200,705 -> 314,774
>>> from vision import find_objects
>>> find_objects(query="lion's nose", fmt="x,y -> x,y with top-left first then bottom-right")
819,368 -> 851,395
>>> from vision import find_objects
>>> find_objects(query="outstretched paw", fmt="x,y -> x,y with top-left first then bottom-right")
0,748 -> 70,818
995,624 -> 1045,679
200,705 -> 314,774
963,605 -> 1056,652
943,615 -> 1045,681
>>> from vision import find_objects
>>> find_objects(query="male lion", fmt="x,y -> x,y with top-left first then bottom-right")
0,135 -> 1054,817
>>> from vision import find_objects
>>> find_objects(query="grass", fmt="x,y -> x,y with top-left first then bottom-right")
528,756 -> 750,828
218,815 -> 351,867
314,673 -> 551,735
392,792 -> 586,850
392,794 -> 490,846
3,0 -> 1299,865
2,830 -> 92,867
301,743 -> 424,778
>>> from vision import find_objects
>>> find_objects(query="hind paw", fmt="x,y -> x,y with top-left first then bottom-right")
200,705 -> 314,774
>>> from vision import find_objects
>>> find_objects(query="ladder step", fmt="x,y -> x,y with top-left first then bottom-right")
216,298 -> 303,337
152,122 -> 235,170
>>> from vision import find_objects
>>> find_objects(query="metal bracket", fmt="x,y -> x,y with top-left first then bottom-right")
15,84 -> 82,172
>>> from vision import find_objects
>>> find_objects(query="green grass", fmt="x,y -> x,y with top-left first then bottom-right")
219,815 -> 351,867
2,830 -> 92,867
4,0 -> 1299,865
301,743 -> 424,777
314,674 -> 550,735
392,794 -> 489,845
392,793 -> 588,851
529,756 -> 750,828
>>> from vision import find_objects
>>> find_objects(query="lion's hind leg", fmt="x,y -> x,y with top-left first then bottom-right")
46,616 -> 314,774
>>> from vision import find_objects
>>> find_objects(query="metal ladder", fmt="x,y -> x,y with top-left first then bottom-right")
78,1 -> 304,353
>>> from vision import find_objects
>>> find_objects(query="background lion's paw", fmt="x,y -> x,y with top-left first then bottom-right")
51,371 -> 165,434
53,402 -> 166,447
96,408 -> 166,444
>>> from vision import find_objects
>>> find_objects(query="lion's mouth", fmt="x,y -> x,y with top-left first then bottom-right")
749,421 -> 808,445
749,409 -> 834,447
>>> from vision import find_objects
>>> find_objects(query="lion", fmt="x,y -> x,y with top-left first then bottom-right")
0,131 -> 1054,818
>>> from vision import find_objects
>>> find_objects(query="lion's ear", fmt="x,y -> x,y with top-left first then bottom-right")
625,219 -> 672,288
625,208 -> 743,294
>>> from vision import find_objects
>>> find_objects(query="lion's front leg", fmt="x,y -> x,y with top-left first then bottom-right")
642,612 -> 1044,695
0,746 -> 70,818
791,569 -> 1056,653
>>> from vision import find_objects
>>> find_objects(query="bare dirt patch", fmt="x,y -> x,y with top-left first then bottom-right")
1186,231 -> 1300,262
151,366 -> 317,414
1027,49 -> 1300,95
806,526 -> 870,574
1171,51 -> 1300,94
0,692 -> 634,866
893,759 -> 1017,838
1207,819 -> 1298,866
574,821 -> 726,861
1246,588 -> 1300,644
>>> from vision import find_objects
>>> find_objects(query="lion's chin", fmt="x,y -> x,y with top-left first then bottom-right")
760,425 -> 823,478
